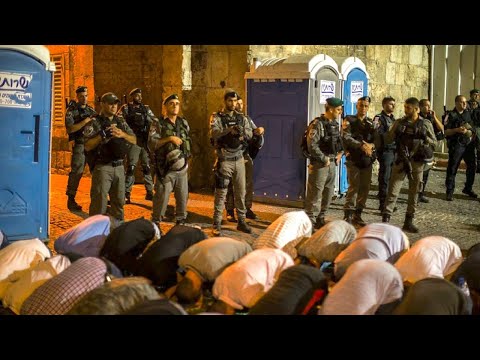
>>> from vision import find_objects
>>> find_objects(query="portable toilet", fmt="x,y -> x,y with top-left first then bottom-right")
245,54 -> 342,206
0,45 -> 55,241
335,57 -> 370,197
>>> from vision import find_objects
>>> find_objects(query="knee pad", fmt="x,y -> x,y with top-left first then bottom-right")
142,165 -> 151,176
126,165 -> 136,177
214,171 -> 230,189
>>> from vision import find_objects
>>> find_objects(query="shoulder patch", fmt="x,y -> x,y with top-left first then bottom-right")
308,128 -> 317,139
342,119 -> 350,131
83,125 -> 95,137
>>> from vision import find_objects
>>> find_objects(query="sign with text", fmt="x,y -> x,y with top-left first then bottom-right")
320,80 -> 335,104
350,81 -> 364,103
0,72 -> 33,109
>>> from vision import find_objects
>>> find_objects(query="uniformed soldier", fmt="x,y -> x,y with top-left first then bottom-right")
64,86 -> 97,211
225,95 -> 264,222
373,96 -> 396,211
467,89 -> 480,110
382,97 -> 436,233
210,90 -> 253,236
118,88 -> 158,203
148,94 -> 191,227
342,96 -> 376,227
418,99 -> 444,203
444,95 -> 477,201
303,97 -> 344,229
83,92 -> 136,223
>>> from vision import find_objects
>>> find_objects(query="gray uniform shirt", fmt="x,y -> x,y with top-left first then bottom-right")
83,114 -> 135,143
210,110 -> 253,159
307,115 -> 342,164
178,237 -> 252,282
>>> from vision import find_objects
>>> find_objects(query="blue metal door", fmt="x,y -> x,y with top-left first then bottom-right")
0,49 -> 52,240
339,68 -> 368,195
247,79 -> 308,203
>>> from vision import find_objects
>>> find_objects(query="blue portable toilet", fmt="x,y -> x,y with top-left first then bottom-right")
334,57 -> 369,197
0,45 -> 55,241
245,54 -> 342,205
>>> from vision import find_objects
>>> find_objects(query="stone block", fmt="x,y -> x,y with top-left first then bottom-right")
386,62 -> 396,85
409,46 -> 424,66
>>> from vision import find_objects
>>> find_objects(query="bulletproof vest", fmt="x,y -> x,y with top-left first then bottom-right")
446,110 -> 473,146
96,116 -> 130,163
215,112 -> 246,150
69,104 -> 96,142
397,117 -> 431,162
374,113 -> 396,151
318,118 -> 341,155
125,103 -> 148,134
345,116 -> 376,168
154,117 -> 191,171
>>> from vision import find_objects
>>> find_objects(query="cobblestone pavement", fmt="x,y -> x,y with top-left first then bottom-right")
49,168 -> 480,252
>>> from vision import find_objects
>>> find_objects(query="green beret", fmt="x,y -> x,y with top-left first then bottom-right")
129,88 -> 141,97
470,89 -> 480,95
326,97 -> 343,107
76,86 -> 87,94
163,94 -> 179,105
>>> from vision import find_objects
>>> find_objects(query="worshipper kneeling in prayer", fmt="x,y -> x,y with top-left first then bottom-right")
54,214 -> 113,257
248,265 -> 328,315
320,259 -> 404,315
392,278 -> 471,315
449,247 -> 480,315
394,236 -> 463,286
252,210 -> 312,260
0,255 -> 71,315
134,225 -> 207,292
209,248 -> 294,314
67,277 -> 162,315
297,220 -> 356,268
333,223 -> 409,281
174,237 -> 252,305
122,298 -> 188,315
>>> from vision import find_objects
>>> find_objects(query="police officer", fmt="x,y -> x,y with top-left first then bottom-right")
342,96 -> 375,227
304,97 -> 344,229
418,99 -> 444,203
373,96 -> 396,211
467,89 -> 480,110
64,86 -> 97,211
118,88 -> 158,203
148,94 -> 191,227
210,90 -> 253,236
225,95 -> 264,222
382,97 -> 436,233
445,95 -> 477,201
83,92 -> 136,223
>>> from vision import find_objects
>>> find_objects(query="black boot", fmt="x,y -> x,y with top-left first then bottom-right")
212,223 -> 223,237
446,191 -> 453,201
402,214 -> 419,233
378,200 -> 385,211
382,213 -> 390,223
237,219 -> 252,234
352,209 -> 367,227
343,210 -> 353,224
314,216 -> 326,229
176,219 -> 186,226
246,208 -> 259,220
418,192 -> 429,203
125,192 -> 131,204
67,196 -> 82,211
226,209 -> 237,223
145,191 -> 153,201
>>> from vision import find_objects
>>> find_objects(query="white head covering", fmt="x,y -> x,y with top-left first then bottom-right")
395,236 -> 463,284
321,259 -> 404,315
298,220 -> 356,263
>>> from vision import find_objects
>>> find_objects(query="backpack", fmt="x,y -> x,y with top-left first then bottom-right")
301,118 -> 319,158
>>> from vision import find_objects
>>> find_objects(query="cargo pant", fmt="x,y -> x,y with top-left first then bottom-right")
226,153 -> 253,211
66,142 -> 87,197
125,144 -> 154,194
343,162 -> 373,211
304,160 -> 336,223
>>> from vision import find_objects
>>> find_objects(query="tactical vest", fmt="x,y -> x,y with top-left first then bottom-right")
214,112 -> 246,150
317,117 -> 341,155
446,111 -> 473,147
397,117 -> 432,162
154,117 -> 191,173
345,116 -> 376,168
374,113 -> 396,151
96,116 -> 130,164
125,103 -> 148,134
69,105 -> 96,143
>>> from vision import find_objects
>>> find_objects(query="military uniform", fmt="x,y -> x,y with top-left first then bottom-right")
225,114 -> 262,220
383,116 -> 436,232
83,110 -> 134,222
304,115 -> 343,228
148,112 -> 191,225
119,89 -> 157,202
65,96 -> 96,210
342,114 -> 376,224
373,111 -> 396,210
210,108 -> 253,235
444,109 -> 477,198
